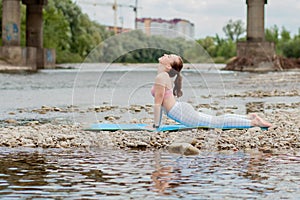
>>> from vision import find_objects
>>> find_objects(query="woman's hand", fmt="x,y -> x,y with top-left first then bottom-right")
144,125 -> 158,132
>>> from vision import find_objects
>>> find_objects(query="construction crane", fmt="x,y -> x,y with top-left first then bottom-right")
77,0 -> 139,34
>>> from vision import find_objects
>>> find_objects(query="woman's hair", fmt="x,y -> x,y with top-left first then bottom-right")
168,56 -> 183,97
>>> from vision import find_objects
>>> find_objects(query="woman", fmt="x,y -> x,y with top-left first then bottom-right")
151,54 -> 272,129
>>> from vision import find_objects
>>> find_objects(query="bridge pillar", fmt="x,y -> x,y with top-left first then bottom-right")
22,0 -> 49,69
24,4 -> 44,48
0,0 -> 25,68
246,0 -> 267,41
225,0 -> 276,72
1,0 -> 55,71
2,0 -> 21,46
27,4 -> 44,69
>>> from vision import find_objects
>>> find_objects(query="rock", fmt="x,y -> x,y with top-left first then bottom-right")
104,116 -> 116,121
23,143 -> 36,148
41,105 -> 52,111
246,102 -> 265,113
60,141 -> 69,148
134,108 -> 142,112
168,143 -> 200,155
53,107 -> 61,112
136,141 -> 148,147
27,121 -> 39,126
259,147 -> 273,154
45,137 -> 53,144
247,127 -> 262,134
38,110 -> 47,114
5,119 -> 17,124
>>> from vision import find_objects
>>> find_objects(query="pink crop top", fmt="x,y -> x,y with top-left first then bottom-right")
151,86 -> 173,99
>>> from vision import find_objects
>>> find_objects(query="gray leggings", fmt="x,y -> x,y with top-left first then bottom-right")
167,102 -> 252,128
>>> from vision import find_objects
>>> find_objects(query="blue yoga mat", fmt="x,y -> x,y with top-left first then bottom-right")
85,123 -> 268,132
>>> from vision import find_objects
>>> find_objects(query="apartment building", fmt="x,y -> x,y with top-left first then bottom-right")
136,18 -> 195,39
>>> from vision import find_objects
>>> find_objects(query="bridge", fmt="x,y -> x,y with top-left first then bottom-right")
0,0 -> 273,71
1,0 -> 55,70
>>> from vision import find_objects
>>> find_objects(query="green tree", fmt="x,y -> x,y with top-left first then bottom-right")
265,25 -> 294,56
282,37 -> 300,58
196,36 -> 216,58
265,25 -> 279,44
214,34 -> 236,62
42,0 -> 111,63
222,19 -> 246,42
43,2 -> 71,50
280,27 -> 291,42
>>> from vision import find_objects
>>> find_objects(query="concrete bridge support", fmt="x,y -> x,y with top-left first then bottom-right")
246,0 -> 266,42
225,0 -> 276,72
23,1 -> 47,69
24,3 -> 44,48
2,0 -> 21,46
0,0 -> 56,71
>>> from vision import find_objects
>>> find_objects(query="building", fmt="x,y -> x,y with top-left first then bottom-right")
136,18 -> 195,39
105,26 -> 132,34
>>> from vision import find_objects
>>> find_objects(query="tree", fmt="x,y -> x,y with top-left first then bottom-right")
265,25 -> 294,56
282,37 -> 300,58
265,25 -> 279,44
42,0 -> 111,63
280,27 -> 291,42
196,36 -> 216,57
43,2 -> 71,50
222,19 -> 246,42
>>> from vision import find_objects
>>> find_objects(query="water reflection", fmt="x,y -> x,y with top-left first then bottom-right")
151,152 -> 175,194
0,150 -> 49,190
0,148 -> 299,199
243,152 -> 272,181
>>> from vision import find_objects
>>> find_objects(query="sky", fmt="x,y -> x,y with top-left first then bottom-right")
75,0 -> 300,39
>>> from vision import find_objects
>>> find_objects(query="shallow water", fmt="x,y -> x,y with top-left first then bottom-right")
0,147 -> 299,199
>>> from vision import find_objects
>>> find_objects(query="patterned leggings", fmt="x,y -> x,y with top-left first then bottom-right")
167,102 -> 252,128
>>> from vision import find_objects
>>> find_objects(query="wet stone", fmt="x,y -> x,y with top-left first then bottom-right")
168,143 -> 200,156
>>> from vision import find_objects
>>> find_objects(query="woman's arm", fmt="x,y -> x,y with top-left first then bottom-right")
153,75 -> 166,127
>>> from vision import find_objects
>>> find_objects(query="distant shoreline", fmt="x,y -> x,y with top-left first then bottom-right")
3,62 -> 300,73
0,63 -> 226,73
0,65 -> 36,73
56,63 -> 226,70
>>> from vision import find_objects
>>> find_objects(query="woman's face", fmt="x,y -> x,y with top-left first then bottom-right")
158,54 -> 178,66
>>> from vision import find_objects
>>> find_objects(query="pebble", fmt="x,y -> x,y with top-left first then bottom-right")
4,119 -> 17,124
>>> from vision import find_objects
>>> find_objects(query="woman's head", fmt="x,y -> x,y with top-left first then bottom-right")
159,54 -> 183,97
159,54 -> 183,75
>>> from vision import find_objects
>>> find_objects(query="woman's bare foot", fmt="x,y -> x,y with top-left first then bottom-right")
248,113 -> 258,120
251,115 -> 272,127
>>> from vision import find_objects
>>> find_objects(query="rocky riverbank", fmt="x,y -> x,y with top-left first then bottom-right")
1,106 -> 299,155
1,68 -> 299,155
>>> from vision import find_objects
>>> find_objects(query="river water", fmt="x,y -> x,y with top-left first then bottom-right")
0,147 -> 299,199
0,63 -> 300,199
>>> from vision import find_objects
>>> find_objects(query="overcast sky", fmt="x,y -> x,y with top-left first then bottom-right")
75,0 -> 300,39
